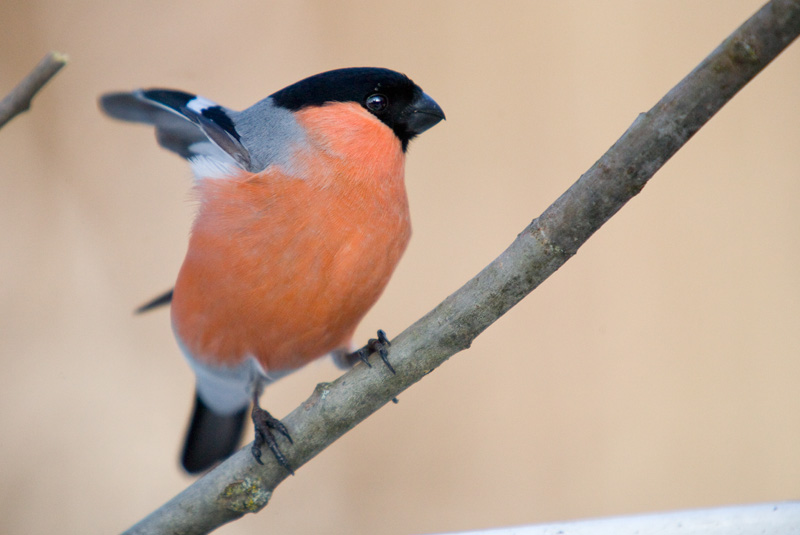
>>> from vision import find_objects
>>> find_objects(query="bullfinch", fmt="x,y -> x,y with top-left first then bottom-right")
99,68 -> 445,474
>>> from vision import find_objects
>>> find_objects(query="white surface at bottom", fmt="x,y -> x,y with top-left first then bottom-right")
429,502 -> 800,535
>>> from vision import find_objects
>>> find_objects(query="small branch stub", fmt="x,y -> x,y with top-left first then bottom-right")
219,477 -> 271,514
0,51 -> 68,129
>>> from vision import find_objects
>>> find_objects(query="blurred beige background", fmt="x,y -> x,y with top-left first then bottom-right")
1,1 -> 799,534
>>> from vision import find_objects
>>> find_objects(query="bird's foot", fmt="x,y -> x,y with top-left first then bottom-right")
251,396 -> 294,475
348,329 -> 395,374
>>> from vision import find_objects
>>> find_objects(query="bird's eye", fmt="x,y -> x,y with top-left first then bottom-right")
366,93 -> 388,112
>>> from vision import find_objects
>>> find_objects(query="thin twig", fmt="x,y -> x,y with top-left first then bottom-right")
0,51 -> 68,129
124,1 -> 800,534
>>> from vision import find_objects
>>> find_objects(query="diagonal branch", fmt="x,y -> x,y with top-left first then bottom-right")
0,51 -> 68,129
124,1 -> 800,534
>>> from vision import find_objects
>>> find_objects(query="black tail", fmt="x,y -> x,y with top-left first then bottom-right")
181,392 -> 248,474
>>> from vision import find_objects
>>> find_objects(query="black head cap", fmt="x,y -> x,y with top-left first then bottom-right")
270,67 -> 444,151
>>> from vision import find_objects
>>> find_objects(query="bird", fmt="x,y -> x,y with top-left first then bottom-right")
99,67 -> 445,474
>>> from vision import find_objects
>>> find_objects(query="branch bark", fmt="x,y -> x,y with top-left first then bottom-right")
0,51 -> 68,129
124,1 -> 800,533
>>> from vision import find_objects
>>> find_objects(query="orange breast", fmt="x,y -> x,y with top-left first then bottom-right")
171,103 -> 410,373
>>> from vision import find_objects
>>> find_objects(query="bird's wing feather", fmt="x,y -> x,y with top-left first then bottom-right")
99,90 -> 252,170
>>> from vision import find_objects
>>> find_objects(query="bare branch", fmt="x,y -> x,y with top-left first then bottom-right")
0,51 -> 68,129
124,1 -> 800,534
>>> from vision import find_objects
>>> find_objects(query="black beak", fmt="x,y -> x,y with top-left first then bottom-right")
404,91 -> 445,135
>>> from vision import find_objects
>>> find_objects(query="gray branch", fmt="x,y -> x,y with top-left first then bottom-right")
124,1 -> 800,534
0,51 -> 68,129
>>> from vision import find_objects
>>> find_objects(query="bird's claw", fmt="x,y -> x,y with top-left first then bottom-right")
251,403 -> 294,475
349,329 -> 395,374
